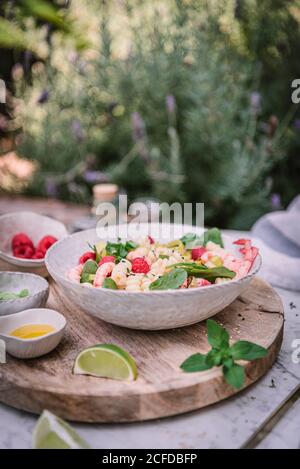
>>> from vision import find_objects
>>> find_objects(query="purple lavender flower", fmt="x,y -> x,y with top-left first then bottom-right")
37,90 -> 49,104
45,177 -> 58,198
71,119 -> 85,142
271,193 -> 281,210
293,119 -> 300,132
250,92 -> 261,115
83,170 -> 107,184
166,94 -> 176,115
131,112 -> 145,141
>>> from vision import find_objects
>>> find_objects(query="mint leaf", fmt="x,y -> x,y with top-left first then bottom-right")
205,348 -> 223,367
149,268 -> 187,291
202,228 -> 224,248
102,278 -> 118,290
207,319 -> 230,349
230,341 -> 267,361
106,240 -> 137,262
223,363 -> 245,389
180,353 -> 213,372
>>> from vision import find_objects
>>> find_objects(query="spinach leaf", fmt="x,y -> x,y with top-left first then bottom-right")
171,262 -> 236,283
149,268 -> 187,291
102,278 -> 118,290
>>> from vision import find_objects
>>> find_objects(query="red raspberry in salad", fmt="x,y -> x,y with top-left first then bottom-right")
79,251 -> 96,264
36,235 -> 58,255
131,257 -> 150,274
191,246 -> 206,260
12,233 -> 34,250
32,250 -> 45,259
13,244 -> 35,259
98,255 -> 116,266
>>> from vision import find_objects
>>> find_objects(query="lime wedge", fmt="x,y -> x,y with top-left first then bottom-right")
73,344 -> 138,381
33,410 -> 89,449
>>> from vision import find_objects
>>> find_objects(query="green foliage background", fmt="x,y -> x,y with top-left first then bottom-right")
2,0 -> 300,229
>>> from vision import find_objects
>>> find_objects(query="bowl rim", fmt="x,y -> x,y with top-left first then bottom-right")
45,226 -> 262,296
0,271 -> 49,304
0,211 -> 68,266
0,308 -> 66,343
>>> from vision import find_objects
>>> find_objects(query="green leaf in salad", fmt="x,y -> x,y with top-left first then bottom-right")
87,243 -> 102,263
105,240 -> 137,262
149,268 -> 187,291
201,227 -> 224,248
171,262 -> 236,283
180,228 -> 224,249
80,260 -> 98,283
102,278 -> 118,290
0,289 -> 29,301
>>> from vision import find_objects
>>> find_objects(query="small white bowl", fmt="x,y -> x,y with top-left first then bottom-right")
0,272 -> 49,316
0,212 -> 68,277
0,308 -> 66,359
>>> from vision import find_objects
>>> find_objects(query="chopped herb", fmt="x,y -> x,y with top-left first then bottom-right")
0,289 -> 29,301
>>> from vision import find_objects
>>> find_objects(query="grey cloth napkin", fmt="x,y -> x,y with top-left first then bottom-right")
251,195 -> 300,291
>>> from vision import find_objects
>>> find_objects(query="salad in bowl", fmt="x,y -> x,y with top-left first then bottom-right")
46,224 -> 261,330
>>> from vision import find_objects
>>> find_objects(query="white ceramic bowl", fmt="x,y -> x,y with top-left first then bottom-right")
0,272 -> 49,316
0,211 -> 68,277
46,223 -> 261,330
0,308 -> 66,359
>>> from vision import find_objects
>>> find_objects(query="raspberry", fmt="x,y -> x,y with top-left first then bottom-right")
13,245 -> 35,259
98,255 -> 116,266
79,251 -> 96,264
32,250 -> 45,259
148,235 -> 155,244
191,246 -> 206,260
12,233 -> 34,250
37,235 -> 58,255
131,257 -> 150,274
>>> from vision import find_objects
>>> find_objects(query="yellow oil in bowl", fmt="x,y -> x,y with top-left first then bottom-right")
9,324 -> 55,340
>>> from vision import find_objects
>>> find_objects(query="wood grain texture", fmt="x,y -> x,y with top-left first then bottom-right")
0,277 -> 284,423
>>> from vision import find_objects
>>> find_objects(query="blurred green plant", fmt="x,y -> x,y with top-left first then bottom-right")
11,0 -> 300,229
0,0 -> 88,54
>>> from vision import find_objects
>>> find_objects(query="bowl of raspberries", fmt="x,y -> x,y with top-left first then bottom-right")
0,212 -> 68,276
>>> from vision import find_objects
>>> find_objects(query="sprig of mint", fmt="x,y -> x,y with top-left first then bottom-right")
149,268 -> 187,290
0,289 -> 29,301
171,262 -> 235,283
180,319 -> 267,389
181,228 -> 224,249
105,240 -> 137,262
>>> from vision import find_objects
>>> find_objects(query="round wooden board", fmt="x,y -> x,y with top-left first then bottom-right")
0,277 -> 284,423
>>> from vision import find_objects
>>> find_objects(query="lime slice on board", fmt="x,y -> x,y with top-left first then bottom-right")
33,410 -> 89,449
73,344 -> 138,381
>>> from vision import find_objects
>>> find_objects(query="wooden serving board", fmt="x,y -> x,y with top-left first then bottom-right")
0,277 -> 284,423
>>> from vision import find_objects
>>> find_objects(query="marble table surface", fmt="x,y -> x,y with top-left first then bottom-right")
0,202 -> 299,449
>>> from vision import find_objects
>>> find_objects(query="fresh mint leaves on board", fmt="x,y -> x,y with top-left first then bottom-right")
149,268 -> 187,291
180,319 -> 267,389
0,289 -> 29,301
181,228 -> 224,249
171,262 -> 236,283
102,278 -> 118,290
